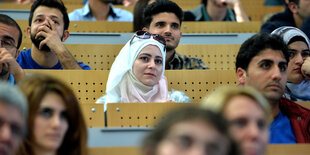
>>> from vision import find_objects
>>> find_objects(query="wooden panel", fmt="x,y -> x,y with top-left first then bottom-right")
80,103 -> 105,127
24,70 -> 238,104
88,147 -> 140,155
266,144 -> 310,155
296,102 -> 310,109
19,44 -> 240,71
106,102 -> 195,127
87,144 -> 310,155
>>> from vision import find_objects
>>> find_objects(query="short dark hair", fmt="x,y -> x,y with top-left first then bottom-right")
202,0 -> 207,5
0,14 -> 22,49
143,106 -> 238,155
289,0 -> 299,4
236,33 -> 289,71
143,0 -> 183,28
29,0 -> 69,30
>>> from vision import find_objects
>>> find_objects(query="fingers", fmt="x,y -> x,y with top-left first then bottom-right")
46,17 -> 56,31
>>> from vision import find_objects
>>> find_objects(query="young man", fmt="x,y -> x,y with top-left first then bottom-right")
235,33 -> 310,143
260,0 -> 310,38
0,14 -> 24,84
142,0 -> 209,70
17,0 -> 90,70
69,0 -> 133,21
184,0 -> 249,22
0,82 -> 28,155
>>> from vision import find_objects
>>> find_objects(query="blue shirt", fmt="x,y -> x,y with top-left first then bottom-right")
16,49 -> 91,70
8,74 -> 15,85
69,2 -> 133,22
269,109 -> 297,143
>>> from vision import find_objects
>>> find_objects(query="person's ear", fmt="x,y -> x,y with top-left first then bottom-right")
236,67 -> 247,85
26,26 -> 31,39
142,27 -> 149,31
288,1 -> 298,14
61,30 -> 70,42
15,49 -> 21,59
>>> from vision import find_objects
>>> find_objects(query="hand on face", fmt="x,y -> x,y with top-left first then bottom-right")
34,17 -> 64,52
0,48 -> 22,78
301,57 -> 310,79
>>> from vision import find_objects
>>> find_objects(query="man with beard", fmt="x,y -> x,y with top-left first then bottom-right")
69,0 -> 133,21
142,0 -> 209,69
0,14 -> 24,84
184,0 -> 249,22
236,33 -> 310,143
17,0 -> 91,70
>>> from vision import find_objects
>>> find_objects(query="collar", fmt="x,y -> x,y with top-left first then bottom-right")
7,74 -> 15,85
81,2 -> 117,18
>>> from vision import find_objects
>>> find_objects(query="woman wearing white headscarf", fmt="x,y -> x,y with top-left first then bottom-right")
97,31 -> 190,110
272,26 -> 310,101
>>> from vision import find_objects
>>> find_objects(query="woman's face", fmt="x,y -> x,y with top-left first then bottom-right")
223,95 -> 268,155
33,92 -> 69,152
133,45 -> 163,86
287,41 -> 310,83
155,120 -> 230,155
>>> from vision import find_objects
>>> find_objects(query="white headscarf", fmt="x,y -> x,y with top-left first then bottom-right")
105,33 -> 168,103
271,26 -> 310,48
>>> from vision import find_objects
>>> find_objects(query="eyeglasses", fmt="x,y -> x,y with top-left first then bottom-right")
0,40 -> 17,50
130,30 -> 166,47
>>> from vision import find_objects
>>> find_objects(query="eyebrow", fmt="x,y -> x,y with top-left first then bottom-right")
2,35 -> 16,44
257,59 -> 274,65
35,14 -> 60,20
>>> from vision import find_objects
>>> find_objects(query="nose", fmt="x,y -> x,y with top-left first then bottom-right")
148,60 -> 156,69
0,124 -> 12,143
51,115 -> 60,129
295,53 -> 304,65
247,123 -> 260,141
42,17 -> 51,29
163,25 -> 172,35
271,66 -> 282,81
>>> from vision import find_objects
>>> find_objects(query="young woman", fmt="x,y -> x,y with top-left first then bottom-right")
142,106 -> 238,155
17,74 -> 88,155
272,26 -> 310,101
97,31 -> 190,110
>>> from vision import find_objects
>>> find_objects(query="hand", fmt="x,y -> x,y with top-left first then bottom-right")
302,57 -> 310,79
0,48 -> 24,80
35,17 -> 66,53
122,0 -> 137,6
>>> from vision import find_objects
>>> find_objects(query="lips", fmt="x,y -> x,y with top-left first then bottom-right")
164,36 -> 173,41
294,67 -> 301,72
144,73 -> 156,77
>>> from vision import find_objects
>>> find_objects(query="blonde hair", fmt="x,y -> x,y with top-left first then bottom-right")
201,86 -> 271,119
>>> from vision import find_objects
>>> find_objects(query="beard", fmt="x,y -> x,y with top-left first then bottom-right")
0,64 -> 8,79
30,31 -> 64,52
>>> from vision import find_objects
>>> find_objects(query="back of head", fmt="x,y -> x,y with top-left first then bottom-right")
133,0 -> 151,32
143,106 -> 238,155
271,26 -> 310,48
143,0 -> 183,28
18,74 -> 87,155
236,33 -> 289,71
0,14 -> 22,49
28,0 -> 69,30
0,82 -> 27,124
201,86 -> 271,119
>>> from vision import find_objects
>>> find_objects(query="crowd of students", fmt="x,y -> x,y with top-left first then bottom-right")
0,0 -> 309,155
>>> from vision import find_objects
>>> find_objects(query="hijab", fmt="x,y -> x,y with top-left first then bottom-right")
104,33 -> 168,104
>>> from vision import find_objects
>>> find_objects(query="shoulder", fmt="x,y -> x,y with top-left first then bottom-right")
280,98 -> 310,116
168,89 -> 191,103
175,52 -> 209,70
110,5 -> 133,21
69,3 -> 90,21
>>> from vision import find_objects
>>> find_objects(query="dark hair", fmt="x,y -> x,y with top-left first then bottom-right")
0,14 -> 22,49
143,0 -> 183,28
143,106 -> 238,155
202,0 -> 207,5
289,0 -> 299,4
288,36 -> 308,47
133,0 -> 152,32
236,33 -> 289,71
18,74 -> 87,155
29,0 -> 69,30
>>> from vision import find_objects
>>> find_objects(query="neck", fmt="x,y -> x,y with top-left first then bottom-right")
165,50 -> 175,68
33,146 -> 56,155
293,14 -> 304,28
206,3 -> 227,21
269,99 -> 280,119
31,45 -> 59,68
89,0 -> 110,21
